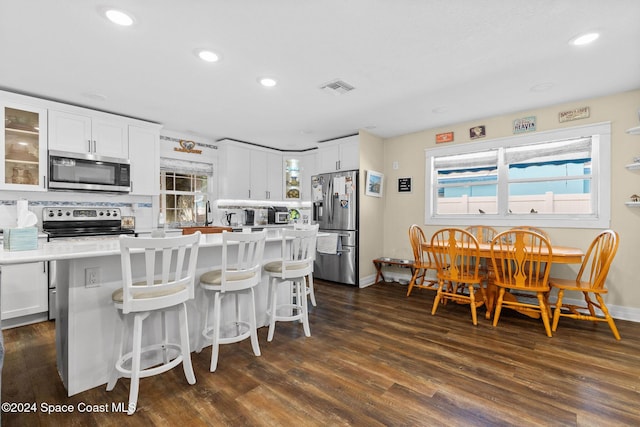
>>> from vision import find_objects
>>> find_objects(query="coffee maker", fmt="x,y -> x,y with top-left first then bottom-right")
244,209 -> 255,226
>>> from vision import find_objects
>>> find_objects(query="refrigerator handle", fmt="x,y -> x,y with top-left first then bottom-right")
327,176 -> 334,224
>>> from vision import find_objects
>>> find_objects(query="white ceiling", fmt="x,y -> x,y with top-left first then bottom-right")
2,0 -> 639,151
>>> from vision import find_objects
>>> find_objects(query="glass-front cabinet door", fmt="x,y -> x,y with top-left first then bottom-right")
1,102 -> 47,191
285,158 -> 301,199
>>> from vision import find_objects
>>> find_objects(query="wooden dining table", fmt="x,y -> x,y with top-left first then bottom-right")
422,241 -> 584,319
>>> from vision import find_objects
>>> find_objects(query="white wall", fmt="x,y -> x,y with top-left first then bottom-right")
382,89 -> 640,319
358,130 -> 385,285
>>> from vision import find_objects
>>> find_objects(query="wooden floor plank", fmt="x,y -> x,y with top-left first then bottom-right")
2,280 -> 640,426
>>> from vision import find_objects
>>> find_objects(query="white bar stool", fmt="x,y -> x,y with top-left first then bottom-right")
107,232 -> 201,415
264,224 -> 318,341
198,230 -> 266,372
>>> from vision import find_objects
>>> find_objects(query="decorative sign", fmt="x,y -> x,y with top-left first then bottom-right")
513,116 -> 537,134
559,106 -> 590,123
470,125 -> 486,140
436,132 -> 454,143
398,177 -> 412,193
174,139 -> 202,154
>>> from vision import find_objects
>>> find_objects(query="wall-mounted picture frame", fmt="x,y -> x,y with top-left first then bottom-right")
436,131 -> 454,143
470,125 -> 486,140
365,170 -> 384,197
398,177 -> 412,193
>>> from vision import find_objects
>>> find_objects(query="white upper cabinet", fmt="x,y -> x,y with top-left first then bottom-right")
49,110 -> 129,158
265,151 -> 283,200
219,141 -> 283,200
0,101 -> 48,191
316,134 -> 359,172
129,125 -> 161,195
221,143 -> 252,199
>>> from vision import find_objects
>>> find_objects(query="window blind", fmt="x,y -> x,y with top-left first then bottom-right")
159,157 -> 214,175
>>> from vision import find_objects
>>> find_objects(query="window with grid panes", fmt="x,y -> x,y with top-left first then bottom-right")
160,171 -> 208,225
425,122 -> 611,229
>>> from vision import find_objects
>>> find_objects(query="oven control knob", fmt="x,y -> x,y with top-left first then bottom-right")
99,211 -> 104,216
106,211 -> 111,216
112,211 -> 118,217
66,211 -> 71,216
57,211 -> 63,217
48,211 -> 54,217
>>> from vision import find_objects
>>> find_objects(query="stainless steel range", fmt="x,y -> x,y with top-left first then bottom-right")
42,207 -> 135,240
42,207 -> 136,320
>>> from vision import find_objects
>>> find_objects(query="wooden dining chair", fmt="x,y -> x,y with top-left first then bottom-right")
406,224 -> 439,297
510,226 -> 550,243
465,225 -> 498,243
490,229 -> 554,337
549,230 -> 620,339
430,228 -> 486,325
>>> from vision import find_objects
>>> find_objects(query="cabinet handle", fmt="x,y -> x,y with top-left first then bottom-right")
88,140 -> 92,153
43,176 -> 46,188
248,189 -> 251,198
92,140 -> 97,153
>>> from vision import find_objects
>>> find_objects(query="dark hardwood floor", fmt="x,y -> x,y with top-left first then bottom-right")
2,279 -> 640,426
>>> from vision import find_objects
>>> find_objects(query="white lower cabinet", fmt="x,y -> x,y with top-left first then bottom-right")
1,261 -> 48,321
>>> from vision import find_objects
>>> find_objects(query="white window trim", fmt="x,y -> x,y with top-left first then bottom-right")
424,122 -> 611,229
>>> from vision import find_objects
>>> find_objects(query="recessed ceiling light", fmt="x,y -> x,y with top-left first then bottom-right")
571,32 -> 599,46
259,77 -> 277,87
105,9 -> 134,26
197,50 -> 219,63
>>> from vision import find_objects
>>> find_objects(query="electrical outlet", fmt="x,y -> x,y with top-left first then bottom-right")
85,267 -> 101,288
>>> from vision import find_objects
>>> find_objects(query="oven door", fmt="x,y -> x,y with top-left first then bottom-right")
48,150 -> 131,193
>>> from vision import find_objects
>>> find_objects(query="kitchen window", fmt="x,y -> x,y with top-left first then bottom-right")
425,122 -> 611,228
159,158 -> 213,225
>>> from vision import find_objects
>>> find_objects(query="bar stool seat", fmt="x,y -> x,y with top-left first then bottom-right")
264,224 -> 318,342
198,230 -> 266,372
107,232 -> 200,415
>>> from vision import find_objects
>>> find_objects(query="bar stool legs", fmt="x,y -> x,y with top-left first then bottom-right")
107,303 -> 195,415
267,276 -> 311,342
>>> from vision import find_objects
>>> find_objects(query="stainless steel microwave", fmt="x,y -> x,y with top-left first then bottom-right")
48,150 -> 131,193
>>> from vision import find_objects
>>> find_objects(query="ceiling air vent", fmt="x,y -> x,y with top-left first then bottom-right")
320,79 -> 355,95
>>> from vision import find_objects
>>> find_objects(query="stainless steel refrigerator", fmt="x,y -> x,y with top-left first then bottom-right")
311,170 -> 358,285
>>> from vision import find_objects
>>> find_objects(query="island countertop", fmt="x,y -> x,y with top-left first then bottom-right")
0,228 -> 292,266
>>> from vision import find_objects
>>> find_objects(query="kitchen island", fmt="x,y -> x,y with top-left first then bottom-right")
0,230 -> 290,397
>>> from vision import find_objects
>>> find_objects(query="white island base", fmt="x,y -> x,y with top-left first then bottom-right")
1,232 -> 289,397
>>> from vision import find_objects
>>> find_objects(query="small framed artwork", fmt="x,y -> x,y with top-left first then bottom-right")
470,125 -> 486,140
436,132 -> 454,143
365,170 -> 384,197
